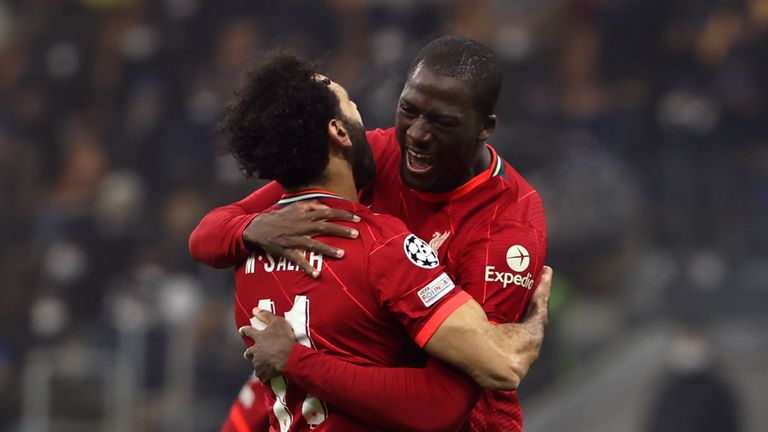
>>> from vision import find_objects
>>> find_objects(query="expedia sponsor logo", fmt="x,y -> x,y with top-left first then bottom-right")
484,266 -> 535,289
505,245 -> 530,272
484,245 -> 534,289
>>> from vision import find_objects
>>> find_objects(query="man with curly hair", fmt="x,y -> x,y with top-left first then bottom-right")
215,50 -> 551,432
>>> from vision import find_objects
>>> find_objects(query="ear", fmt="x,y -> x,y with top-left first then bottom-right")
478,114 -> 497,142
327,118 -> 352,149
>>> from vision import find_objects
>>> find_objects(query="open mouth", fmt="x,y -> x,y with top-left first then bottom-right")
405,149 -> 434,174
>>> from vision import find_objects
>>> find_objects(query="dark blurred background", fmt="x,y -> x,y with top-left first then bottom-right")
0,0 -> 766,431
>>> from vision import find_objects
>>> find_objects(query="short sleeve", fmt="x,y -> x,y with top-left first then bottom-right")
454,220 -> 547,323
367,231 -> 471,347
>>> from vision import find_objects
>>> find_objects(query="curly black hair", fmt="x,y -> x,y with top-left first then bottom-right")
408,36 -> 502,118
218,50 -> 340,188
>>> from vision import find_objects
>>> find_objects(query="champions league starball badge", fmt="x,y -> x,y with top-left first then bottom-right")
404,234 -> 440,269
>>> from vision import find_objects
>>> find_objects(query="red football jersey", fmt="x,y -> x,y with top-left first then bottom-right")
360,128 -> 548,431
233,190 -> 472,432
190,127 -> 548,432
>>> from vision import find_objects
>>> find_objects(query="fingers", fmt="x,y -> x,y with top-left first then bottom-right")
309,221 -> 359,239
277,239 -> 345,278
296,258 -> 321,278
252,308 -> 274,325
301,201 -> 330,212
530,266 -> 553,325
291,200 -> 361,223
285,249 -> 321,278
307,206 -> 361,223
532,266 -> 553,301
239,325 -> 265,340
299,237 -> 346,257
270,224 -> 355,261
539,266 -> 553,286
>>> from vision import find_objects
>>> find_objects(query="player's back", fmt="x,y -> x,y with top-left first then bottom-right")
233,191 -> 466,431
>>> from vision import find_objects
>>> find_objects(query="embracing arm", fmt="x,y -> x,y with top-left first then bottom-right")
284,348 -> 479,432
240,312 -> 478,432
423,267 -> 550,390
189,181 -> 284,268
189,181 -> 360,272
188,130 -> 392,270
241,268 -> 551,429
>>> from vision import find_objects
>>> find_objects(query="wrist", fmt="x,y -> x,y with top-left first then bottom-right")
282,343 -> 311,379
241,214 -> 263,250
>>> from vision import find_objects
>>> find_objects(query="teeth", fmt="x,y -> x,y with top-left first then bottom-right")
408,149 -> 432,171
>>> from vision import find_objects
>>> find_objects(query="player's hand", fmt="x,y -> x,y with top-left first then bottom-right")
522,266 -> 552,330
243,200 -> 360,278
240,308 -> 297,381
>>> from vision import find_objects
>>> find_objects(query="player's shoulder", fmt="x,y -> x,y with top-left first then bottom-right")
365,127 -> 396,141
487,148 -> 547,234
365,127 -> 400,180
359,210 -> 411,244
454,188 -> 545,252
362,213 -> 443,275
496,153 -> 541,202
467,212 -> 544,245
361,208 -> 433,248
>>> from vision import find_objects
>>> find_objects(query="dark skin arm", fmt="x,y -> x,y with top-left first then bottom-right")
242,201 -> 360,277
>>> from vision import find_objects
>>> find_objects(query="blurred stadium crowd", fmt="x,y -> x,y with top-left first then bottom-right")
0,0 -> 766,430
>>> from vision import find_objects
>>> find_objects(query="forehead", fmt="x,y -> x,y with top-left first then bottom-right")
400,63 -> 475,114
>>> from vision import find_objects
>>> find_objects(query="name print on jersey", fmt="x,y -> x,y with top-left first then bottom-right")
244,251 -> 324,275
484,245 -> 535,289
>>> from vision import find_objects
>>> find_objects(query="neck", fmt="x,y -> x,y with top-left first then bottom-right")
287,156 -> 359,202
471,144 -> 492,178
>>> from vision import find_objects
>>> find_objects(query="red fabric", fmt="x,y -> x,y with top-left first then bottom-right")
233,194 -> 472,431
204,128 -> 547,431
220,378 -> 270,432
413,290 -> 472,347
361,128 -> 548,431
282,345 -> 480,432
189,181 -> 284,268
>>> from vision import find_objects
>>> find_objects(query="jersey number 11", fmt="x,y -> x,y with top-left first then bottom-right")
253,295 -> 328,431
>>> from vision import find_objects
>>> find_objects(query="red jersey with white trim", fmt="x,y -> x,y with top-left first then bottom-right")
360,127 -> 548,432
233,190 -> 472,432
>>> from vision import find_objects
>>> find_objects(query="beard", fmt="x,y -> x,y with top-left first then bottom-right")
341,115 -> 375,190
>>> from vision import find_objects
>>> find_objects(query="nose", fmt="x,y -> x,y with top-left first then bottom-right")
406,117 -> 431,150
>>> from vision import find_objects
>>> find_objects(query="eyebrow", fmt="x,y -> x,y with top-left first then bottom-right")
400,97 -> 461,121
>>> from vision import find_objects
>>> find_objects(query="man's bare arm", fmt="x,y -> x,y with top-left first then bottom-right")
242,266 -> 552,391
424,266 -> 551,390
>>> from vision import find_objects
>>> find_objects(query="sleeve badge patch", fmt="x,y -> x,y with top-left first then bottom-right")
404,234 -> 440,269
418,272 -> 455,307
